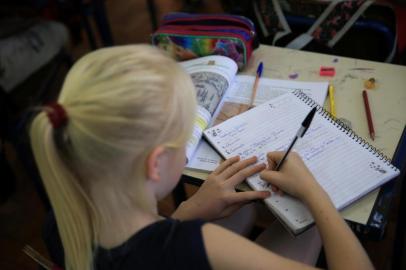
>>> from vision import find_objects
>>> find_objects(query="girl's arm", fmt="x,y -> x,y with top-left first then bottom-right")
301,181 -> 374,270
260,152 -> 373,270
201,152 -> 373,270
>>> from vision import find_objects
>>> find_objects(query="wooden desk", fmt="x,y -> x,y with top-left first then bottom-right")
184,44 -> 406,226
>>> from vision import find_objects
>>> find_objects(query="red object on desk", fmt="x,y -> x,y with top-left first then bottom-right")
362,90 -> 375,140
319,66 -> 336,76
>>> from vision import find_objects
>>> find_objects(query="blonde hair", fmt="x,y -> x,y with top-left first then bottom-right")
30,45 -> 197,270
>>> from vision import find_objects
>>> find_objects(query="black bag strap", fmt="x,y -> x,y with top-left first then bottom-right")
252,0 -> 397,62
286,0 -> 374,49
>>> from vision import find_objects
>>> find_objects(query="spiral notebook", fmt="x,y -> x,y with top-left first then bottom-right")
203,91 -> 400,235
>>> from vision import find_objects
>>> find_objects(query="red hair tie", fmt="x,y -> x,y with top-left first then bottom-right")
46,102 -> 68,129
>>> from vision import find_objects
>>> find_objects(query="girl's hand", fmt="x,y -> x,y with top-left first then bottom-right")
259,151 -> 324,202
173,156 -> 270,221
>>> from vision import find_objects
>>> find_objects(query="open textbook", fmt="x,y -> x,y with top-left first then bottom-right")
203,91 -> 400,235
181,56 -> 329,171
180,55 -> 238,162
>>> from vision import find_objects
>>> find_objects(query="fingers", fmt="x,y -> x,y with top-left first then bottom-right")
266,151 -> 285,169
218,156 -> 258,179
259,170 -> 285,187
226,190 -> 271,205
227,162 -> 266,187
212,156 -> 240,175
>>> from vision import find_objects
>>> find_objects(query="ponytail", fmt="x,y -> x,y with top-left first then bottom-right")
30,112 -> 98,270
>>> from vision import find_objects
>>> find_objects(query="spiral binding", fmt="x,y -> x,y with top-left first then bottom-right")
292,89 -> 397,170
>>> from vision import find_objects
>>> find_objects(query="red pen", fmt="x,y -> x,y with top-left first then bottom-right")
362,90 -> 375,140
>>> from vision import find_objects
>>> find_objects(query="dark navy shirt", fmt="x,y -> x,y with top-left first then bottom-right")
44,213 -> 212,270
94,219 -> 212,270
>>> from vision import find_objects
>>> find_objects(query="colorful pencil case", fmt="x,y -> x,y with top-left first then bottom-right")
151,13 -> 259,69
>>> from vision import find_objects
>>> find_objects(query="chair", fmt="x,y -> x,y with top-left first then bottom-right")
221,0 -> 397,63
0,17 -> 72,208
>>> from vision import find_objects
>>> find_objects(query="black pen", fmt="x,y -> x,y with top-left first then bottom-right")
275,107 -> 317,171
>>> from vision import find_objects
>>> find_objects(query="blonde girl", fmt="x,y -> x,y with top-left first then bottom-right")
30,45 -> 373,270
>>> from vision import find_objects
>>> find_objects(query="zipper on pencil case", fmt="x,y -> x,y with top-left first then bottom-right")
161,14 -> 255,33
159,25 -> 253,38
162,13 -> 255,29
157,25 -> 253,41
161,18 -> 254,33
162,12 -> 253,23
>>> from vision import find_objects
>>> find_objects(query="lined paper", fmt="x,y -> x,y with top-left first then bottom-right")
204,92 -> 399,233
228,75 -> 328,106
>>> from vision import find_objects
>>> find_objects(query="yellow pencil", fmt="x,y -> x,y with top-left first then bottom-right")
328,82 -> 336,118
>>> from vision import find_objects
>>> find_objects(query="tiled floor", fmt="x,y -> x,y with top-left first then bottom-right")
0,0 -> 401,269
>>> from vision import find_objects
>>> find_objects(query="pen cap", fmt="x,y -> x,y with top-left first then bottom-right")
257,62 -> 263,77
301,107 -> 317,137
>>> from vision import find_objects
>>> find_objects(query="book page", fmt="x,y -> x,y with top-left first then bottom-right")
181,55 -> 238,114
204,92 -> 399,233
185,106 -> 211,162
181,55 -> 238,161
215,76 -> 328,126
186,140 -> 221,172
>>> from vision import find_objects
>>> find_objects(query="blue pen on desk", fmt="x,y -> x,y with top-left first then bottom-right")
249,62 -> 263,109
275,107 -> 317,171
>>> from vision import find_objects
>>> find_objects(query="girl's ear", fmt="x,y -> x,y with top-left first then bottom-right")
146,146 -> 166,182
